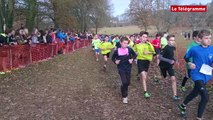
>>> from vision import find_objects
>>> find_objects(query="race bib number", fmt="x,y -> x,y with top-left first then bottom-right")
199,64 -> 213,75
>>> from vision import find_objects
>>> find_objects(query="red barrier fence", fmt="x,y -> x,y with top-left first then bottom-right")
174,46 -> 187,75
0,39 -> 91,72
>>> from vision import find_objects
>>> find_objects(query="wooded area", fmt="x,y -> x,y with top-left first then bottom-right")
0,0 -> 111,33
129,0 -> 213,32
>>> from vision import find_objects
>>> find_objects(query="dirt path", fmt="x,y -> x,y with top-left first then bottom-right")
0,47 -> 212,120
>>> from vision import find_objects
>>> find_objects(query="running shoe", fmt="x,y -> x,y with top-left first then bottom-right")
123,97 -> 128,104
144,92 -> 151,98
177,104 -> 186,117
172,95 -> 180,101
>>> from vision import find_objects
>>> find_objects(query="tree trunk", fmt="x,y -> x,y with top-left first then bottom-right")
144,24 -> 147,31
7,0 -> 15,28
0,14 -> 2,32
0,0 -> 3,32
166,26 -> 170,32
95,23 -> 98,34
26,0 -> 37,32
0,0 -> 7,31
0,0 -> 14,30
52,0 -> 59,28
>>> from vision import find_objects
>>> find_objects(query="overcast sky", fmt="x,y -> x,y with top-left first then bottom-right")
111,0 -> 212,16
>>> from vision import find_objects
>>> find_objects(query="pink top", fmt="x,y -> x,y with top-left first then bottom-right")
118,48 -> 129,56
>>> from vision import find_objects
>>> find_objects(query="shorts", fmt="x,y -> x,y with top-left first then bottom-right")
95,49 -> 100,53
160,66 -> 175,78
137,60 -> 150,73
154,48 -> 161,56
103,52 -> 110,58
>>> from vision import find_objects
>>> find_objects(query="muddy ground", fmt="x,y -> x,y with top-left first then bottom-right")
0,47 -> 212,120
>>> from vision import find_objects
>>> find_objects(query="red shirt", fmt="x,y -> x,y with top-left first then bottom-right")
151,38 -> 161,49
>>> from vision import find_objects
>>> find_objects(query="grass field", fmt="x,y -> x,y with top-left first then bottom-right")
96,25 -> 157,35
95,25 -> 191,35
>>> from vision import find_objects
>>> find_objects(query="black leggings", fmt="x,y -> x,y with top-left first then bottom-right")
119,70 -> 131,98
181,69 -> 191,87
183,80 -> 209,118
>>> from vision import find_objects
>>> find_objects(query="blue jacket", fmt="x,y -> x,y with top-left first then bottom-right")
185,45 -> 213,83
57,32 -> 66,41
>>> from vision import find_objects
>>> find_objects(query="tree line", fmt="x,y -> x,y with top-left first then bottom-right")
128,0 -> 213,32
0,0 -> 112,33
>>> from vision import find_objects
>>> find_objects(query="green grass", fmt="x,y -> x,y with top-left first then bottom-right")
96,25 -> 157,35
94,25 -> 193,35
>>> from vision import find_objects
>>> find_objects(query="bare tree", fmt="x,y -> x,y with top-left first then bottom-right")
129,0 -> 155,31
90,0 -> 111,34
25,0 -> 37,32
0,0 -> 15,32
206,0 -> 213,29
129,0 -> 182,32
188,12 -> 208,31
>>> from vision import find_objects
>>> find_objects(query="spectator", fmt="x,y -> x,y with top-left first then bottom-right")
17,29 -> 28,45
188,32 -> 191,40
0,28 -> 12,46
16,30 -> 24,45
8,30 -> 17,45
31,28 -> 39,44
56,29 -> 66,42
46,30 -> 52,44
68,33 -> 75,42
184,32 -> 187,39
51,29 -> 57,44
0,29 -> 12,74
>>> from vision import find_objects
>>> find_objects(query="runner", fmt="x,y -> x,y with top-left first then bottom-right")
112,37 -> 137,104
133,31 -> 155,98
128,35 -> 135,48
98,35 -> 114,71
92,34 -> 101,61
160,32 -> 168,49
159,35 -> 180,101
112,35 -> 120,50
151,33 -> 162,65
180,30 -> 200,92
150,33 -> 162,82
178,29 -> 212,120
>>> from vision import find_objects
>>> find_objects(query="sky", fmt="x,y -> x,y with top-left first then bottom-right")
111,0 -> 131,17
111,0 -> 212,17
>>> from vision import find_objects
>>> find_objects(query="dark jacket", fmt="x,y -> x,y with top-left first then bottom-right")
112,47 -> 137,72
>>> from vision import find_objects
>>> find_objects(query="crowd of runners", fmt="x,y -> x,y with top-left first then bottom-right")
92,29 -> 212,120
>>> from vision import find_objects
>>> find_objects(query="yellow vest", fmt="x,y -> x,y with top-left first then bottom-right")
133,42 -> 155,61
